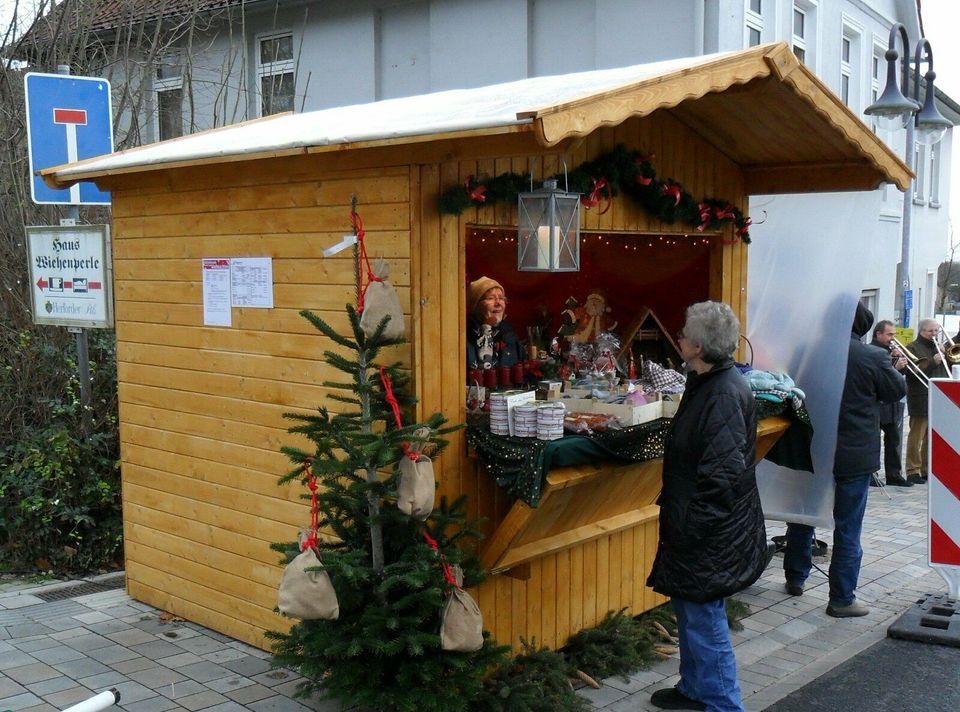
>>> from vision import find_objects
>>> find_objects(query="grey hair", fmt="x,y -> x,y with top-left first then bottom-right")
918,318 -> 939,332
683,301 -> 740,364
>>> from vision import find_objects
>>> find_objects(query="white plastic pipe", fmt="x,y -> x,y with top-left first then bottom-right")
60,689 -> 120,712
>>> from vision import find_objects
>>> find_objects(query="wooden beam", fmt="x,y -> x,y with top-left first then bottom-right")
743,162 -> 888,194
755,415 -> 792,462
765,43 -> 912,191
492,506 -> 660,573
479,496 -> 538,571
531,47 -> 775,148
45,126 -> 545,191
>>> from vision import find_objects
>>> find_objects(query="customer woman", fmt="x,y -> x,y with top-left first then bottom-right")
647,301 -> 767,712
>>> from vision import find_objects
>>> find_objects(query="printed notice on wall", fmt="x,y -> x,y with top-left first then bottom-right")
231,257 -> 273,308
202,258 -> 232,326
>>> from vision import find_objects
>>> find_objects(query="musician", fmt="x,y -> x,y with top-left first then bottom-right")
870,320 -> 911,487
904,319 -> 949,484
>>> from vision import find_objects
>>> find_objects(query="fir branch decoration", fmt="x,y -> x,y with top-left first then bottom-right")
470,639 -> 590,712
562,609 -> 658,681
437,144 -> 753,243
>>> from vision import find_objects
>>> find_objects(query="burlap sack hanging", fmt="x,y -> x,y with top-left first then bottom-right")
397,453 -> 435,520
277,547 -> 340,620
440,565 -> 483,652
360,258 -> 405,340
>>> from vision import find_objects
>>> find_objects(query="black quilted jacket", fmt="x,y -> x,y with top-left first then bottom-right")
647,359 -> 767,602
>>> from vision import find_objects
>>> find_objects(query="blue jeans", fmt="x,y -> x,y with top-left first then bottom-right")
672,598 -> 744,712
783,473 -> 871,606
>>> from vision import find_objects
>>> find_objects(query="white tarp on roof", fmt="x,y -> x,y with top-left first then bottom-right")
53,49 -> 743,179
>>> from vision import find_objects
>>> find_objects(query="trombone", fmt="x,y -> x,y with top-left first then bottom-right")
890,337 -> 931,387
936,330 -> 960,365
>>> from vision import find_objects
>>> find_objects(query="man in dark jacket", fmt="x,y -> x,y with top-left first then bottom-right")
870,320 -> 911,487
904,319 -> 948,483
783,303 -> 905,617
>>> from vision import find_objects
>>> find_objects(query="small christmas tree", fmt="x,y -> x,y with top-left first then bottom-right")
268,245 -> 505,711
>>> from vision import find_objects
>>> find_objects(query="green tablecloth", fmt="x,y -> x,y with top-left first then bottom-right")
466,400 -> 813,507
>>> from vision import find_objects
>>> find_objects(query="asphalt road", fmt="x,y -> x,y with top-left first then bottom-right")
765,636 -> 960,712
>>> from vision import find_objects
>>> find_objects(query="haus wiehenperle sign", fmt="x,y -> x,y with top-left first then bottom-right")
26,224 -> 114,328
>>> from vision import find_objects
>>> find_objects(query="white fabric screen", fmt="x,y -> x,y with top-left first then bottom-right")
747,191 -> 884,528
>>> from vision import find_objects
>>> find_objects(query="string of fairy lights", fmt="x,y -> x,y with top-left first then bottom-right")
467,226 -> 715,250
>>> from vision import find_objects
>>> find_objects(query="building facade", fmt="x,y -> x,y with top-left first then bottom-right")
57,0 -> 953,325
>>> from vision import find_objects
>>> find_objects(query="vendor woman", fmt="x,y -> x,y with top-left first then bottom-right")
467,276 -> 524,376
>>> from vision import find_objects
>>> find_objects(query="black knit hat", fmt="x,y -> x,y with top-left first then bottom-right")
852,302 -> 874,339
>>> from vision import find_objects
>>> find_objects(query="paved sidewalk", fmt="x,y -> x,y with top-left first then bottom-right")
580,477 -> 943,711
0,580 -> 335,712
0,479 -> 943,712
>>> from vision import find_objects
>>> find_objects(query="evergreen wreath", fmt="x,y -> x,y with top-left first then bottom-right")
438,144 -> 754,243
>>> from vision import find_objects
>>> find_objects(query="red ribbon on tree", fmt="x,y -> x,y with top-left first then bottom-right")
422,529 -> 460,588
352,211 -> 384,315
300,457 -> 320,552
379,366 -> 418,461
581,177 -> 611,214
465,175 -> 487,203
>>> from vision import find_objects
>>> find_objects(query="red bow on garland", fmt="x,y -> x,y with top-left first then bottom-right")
634,154 -> 655,185
661,181 -> 682,207
465,175 -> 487,203
696,202 -> 713,232
733,217 -> 753,242
714,203 -> 737,221
581,177 -> 611,214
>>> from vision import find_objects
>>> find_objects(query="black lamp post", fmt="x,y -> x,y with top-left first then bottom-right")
864,23 -> 952,329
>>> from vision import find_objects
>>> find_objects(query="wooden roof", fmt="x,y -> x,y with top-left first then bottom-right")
43,42 -> 911,195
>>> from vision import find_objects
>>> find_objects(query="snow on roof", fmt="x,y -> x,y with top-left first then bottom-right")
51,49 -> 741,180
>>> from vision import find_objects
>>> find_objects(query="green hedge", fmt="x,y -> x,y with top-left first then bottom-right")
0,326 -> 121,572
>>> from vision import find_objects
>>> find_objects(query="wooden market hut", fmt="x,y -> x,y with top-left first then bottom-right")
44,42 -> 910,652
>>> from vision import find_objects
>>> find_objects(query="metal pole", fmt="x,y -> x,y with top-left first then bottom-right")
899,117 -> 914,329
58,63 -> 92,439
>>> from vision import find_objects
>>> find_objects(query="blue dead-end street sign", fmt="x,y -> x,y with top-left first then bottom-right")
24,72 -> 113,205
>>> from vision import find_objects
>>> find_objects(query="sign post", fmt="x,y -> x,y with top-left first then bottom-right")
25,69 -> 114,438
24,71 -> 113,205
26,225 -> 113,437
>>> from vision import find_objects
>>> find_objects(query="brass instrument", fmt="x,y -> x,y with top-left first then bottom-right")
890,337 -> 930,387
938,330 -> 960,365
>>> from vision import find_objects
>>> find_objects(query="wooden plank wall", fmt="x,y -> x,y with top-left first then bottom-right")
109,156 -> 412,648
104,106 -> 748,652
415,111 -> 747,650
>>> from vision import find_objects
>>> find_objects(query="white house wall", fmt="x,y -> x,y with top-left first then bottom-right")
137,0 -> 950,325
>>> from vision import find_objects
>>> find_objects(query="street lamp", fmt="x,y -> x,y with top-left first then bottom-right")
864,23 -> 953,329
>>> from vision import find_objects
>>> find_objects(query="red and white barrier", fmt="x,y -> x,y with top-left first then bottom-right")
928,378 -> 960,599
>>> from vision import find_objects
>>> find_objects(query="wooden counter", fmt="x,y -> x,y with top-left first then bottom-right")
469,415 -> 792,646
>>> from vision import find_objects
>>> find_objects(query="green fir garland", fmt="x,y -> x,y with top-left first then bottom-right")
438,144 -> 754,243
